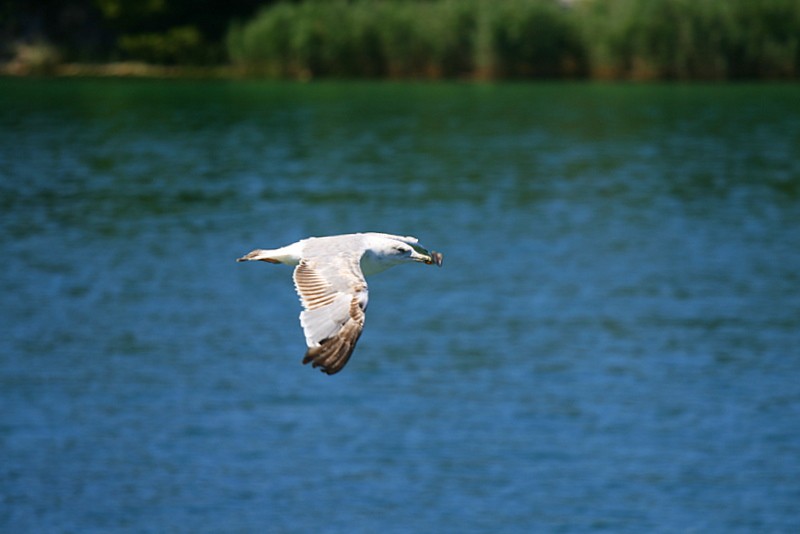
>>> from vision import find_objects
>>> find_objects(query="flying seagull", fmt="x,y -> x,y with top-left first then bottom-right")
237,232 -> 443,375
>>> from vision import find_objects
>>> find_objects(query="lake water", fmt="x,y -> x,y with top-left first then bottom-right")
2,79 -> 799,532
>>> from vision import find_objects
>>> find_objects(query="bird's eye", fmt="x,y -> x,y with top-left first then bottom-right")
394,246 -> 409,254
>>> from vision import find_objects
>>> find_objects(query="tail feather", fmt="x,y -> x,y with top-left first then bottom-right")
236,249 -> 280,263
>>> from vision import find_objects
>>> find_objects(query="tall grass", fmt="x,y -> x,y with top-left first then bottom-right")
228,0 -> 481,78
579,0 -> 800,79
227,0 -> 800,80
475,0 -> 587,78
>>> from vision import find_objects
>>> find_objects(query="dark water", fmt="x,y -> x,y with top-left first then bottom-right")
2,79 -> 799,532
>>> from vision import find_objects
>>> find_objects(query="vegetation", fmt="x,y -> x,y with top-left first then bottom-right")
0,0 -> 267,67
3,0 -> 799,79
227,0 -> 588,79
227,0 -> 800,80
577,0 -> 800,79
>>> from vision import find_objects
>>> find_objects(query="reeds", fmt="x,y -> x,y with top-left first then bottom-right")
227,0 -> 800,80
578,0 -> 800,79
227,0 -> 480,78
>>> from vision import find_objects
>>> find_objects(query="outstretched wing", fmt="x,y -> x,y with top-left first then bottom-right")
292,257 -> 369,374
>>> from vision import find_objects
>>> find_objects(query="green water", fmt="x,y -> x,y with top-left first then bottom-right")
2,79 -> 800,532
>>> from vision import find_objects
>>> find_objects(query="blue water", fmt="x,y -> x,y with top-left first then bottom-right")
2,79 -> 800,532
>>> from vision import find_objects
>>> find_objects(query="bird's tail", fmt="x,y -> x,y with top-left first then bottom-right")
236,249 -> 280,263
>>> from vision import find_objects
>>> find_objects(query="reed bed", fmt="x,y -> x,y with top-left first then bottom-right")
227,0 -> 800,80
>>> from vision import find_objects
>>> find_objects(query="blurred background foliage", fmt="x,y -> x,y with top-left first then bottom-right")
1,0 -> 267,68
2,0 -> 799,79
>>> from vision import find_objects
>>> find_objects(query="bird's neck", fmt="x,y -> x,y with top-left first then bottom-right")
360,250 -> 398,277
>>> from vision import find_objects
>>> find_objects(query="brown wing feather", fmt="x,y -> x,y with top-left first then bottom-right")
293,261 -> 340,310
302,296 -> 365,374
293,259 -> 368,375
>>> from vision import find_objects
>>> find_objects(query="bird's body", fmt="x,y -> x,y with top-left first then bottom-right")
237,232 -> 442,375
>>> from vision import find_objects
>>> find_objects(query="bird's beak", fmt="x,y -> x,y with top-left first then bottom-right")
411,245 -> 443,267
417,250 -> 443,267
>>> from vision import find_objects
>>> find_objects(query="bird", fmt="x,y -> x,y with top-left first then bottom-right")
237,232 -> 443,375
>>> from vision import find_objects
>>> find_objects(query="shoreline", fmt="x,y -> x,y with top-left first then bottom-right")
0,61 -> 244,79
2,61 -> 798,83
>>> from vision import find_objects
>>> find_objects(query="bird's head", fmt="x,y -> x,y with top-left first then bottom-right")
390,241 -> 444,267
361,234 -> 443,275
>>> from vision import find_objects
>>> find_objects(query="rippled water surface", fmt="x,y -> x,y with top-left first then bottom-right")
2,79 -> 800,532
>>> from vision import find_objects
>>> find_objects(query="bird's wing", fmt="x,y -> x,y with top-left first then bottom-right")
292,255 -> 369,374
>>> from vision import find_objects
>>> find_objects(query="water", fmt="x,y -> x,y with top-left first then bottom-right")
2,79 -> 799,532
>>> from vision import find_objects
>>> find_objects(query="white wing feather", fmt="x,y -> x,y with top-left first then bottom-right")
292,256 -> 369,374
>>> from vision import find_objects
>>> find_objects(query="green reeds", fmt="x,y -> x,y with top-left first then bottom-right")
227,0 -> 800,80
228,0 -> 480,78
579,0 -> 800,79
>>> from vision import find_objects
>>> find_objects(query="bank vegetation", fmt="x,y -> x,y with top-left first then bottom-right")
4,0 -> 799,80
227,0 -> 800,80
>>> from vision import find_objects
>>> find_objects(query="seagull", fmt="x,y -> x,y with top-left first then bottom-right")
237,232 -> 443,375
